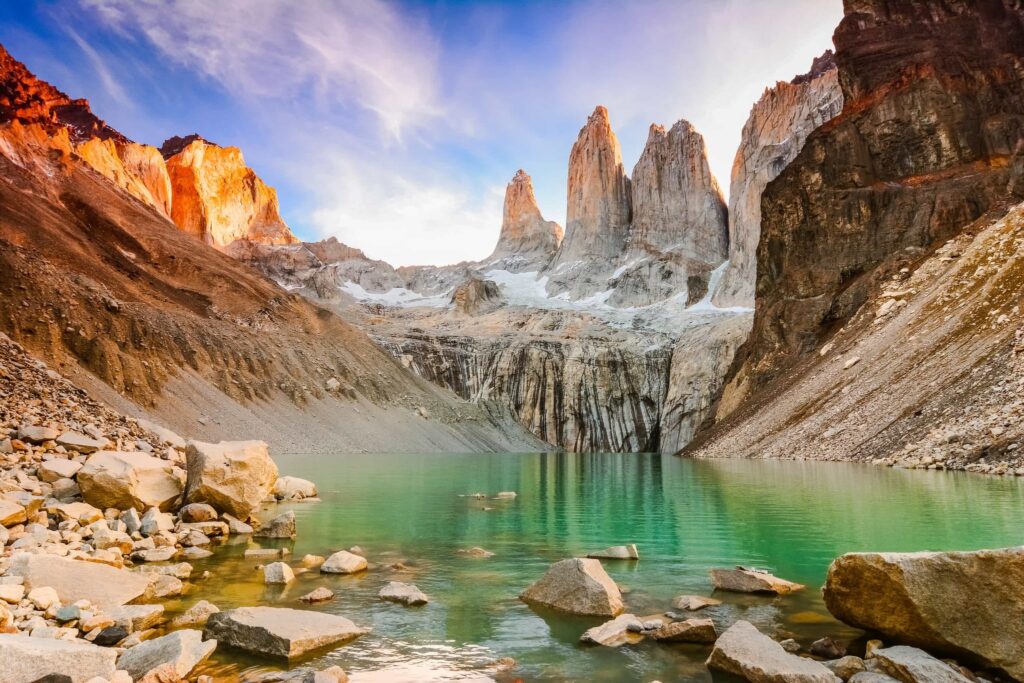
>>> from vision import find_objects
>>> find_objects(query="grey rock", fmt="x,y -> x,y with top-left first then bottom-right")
263,562 -> 295,584
0,633 -> 118,682
117,629 -> 216,681
519,558 -> 623,617
710,567 -> 805,595
204,606 -> 370,658
650,618 -> 717,643
108,604 -> 166,633
871,646 -> 973,683
170,600 -> 220,628
254,510 -> 296,539
378,581 -> 428,606
706,620 -> 841,682
12,553 -> 150,611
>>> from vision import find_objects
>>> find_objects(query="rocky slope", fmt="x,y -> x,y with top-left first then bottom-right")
0,49 -> 544,454
712,51 -> 844,309
692,0 -> 1024,473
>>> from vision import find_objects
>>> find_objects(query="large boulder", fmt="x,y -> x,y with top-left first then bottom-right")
710,567 -> 805,595
0,633 -> 118,682
872,646 -> 973,683
519,558 -> 624,617
320,550 -> 367,574
12,553 -> 151,610
823,548 -> 1024,680
205,606 -> 370,658
254,510 -> 296,539
706,620 -> 841,682
117,629 -> 217,681
184,440 -> 278,519
77,450 -> 185,512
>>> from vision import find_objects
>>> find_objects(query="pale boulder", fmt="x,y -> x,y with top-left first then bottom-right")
706,620 -> 841,682
184,440 -> 278,519
579,614 -> 644,647
117,629 -> 217,682
321,550 -> 367,575
710,567 -> 805,595
254,510 -> 296,539
586,544 -> 639,560
0,633 -> 118,682
13,553 -> 151,611
0,498 -> 26,527
170,600 -> 219,628
204,606 -> 370,658
38,458 -> 83,483
78,451 -> 185,512
823,548 -> 1024,680
651,618 -> 717,643
274,476 -> 317,500
264,562 -> 295,584
519,558 -> 623,617
872,646 -> 973,683
378,581 -> 428,606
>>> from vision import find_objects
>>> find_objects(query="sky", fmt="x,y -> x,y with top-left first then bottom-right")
0,0 -> 844,266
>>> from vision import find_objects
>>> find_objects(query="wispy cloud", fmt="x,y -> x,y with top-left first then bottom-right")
63,23 -> 131,106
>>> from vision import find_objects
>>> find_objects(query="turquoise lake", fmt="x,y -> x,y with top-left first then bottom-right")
183,452 -> 1024,682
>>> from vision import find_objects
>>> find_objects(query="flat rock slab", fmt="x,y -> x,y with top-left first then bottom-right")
651,618 -> 717,643
520,558 -> 624,617
706,620 -> 841,683
0,633 -> 118,682
823,548 -> 1024,680
673,595 -> 722,611
108,604 -> 166,632
205,606 -> 370,659
872,646 -> 973,683
711,567 -> 806,595
586,544 -> 639,560
117,629 -> 217,681
12,553 -> 151,610
580,613 -> 644,647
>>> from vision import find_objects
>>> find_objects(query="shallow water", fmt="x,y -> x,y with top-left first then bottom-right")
184,453 -> 1024,682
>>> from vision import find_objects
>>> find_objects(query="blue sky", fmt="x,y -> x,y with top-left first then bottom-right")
0,0 -> 843,266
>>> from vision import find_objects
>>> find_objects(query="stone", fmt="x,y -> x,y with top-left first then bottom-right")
139,562 -> 193,580
519,558 -> 623,617
246,547 -> 289,560
170,600 -> 220,628
117,629 -> 217,681
77,451 -> 184,512
273,476 -> 317,500
823,548 -> 1024,680
79,614 -> 115,632
673,595 -> 721,611
0,633 -> 118,682
18,424 -> 60,443
320,550 -> 367,575
254,510 -> 296,539
28,586 -> 60,609
12,554 -> 151,610
299,587 -> 334,604
56,431 -> 107,454
710,567 -> 805,595
579,613 -> 644,647
38,458 -> 83,483
872,646 -> 973,683
182,546 -> 213,560
0,584 -> 25,603
204,606 -> 370,659
120,508 -> 141,535
139,508 -> 174,536
299,554 -> 325,568
825,656 -> 866,680
378,581 -> 428,606
55,604 -> 81,622
135,419 -> 186,449
706,621 -> 841,683
848,674 -> 901,683
55,502 -> 103,526
179,503 -> 218,523
586,544 -> 639,560
811,636 -> 846,659
145,573 -> 184,599
223,514 -> 253,534
457,547 -> 494,558
0,498 -> 27,526
94,625 -> 130,646
650,618 -> 717,643
108,605 -> 166,632
184,440 -> 278,519
264,562 -> 295,584
133,546 -> 177,563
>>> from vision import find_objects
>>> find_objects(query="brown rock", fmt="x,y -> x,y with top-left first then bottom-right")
651,618 -> 717,643
710,567 -> 805,595
486,169 -> 563,271
519,558 -> 623,617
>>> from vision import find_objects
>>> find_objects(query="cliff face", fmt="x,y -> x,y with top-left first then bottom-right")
712,52 -> 843,308
164,138 -> 299,249
486,169 -> 563,272
720,0 -> 1024,414
77,138 -> 173,217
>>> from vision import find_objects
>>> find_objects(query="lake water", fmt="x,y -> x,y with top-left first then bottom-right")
184,453 -> 1024,682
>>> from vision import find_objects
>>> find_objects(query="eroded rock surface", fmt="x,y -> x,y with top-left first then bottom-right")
520,558 -> 623,617
205,606 -> 370,659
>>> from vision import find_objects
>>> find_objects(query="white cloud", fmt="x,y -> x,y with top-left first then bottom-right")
82,0 -> 444,141
63,24 -> 132,106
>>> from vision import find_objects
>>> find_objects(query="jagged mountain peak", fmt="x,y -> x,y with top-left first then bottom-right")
159,133 -> 216,159
488,168 -> 563,271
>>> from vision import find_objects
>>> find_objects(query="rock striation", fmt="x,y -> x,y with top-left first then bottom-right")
486,169 -> 563,272
712,51 -> 843,308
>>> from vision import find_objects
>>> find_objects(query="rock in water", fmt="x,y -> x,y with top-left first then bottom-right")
519,558 -> 623,617
0,633 -> 118,682
823,548 -> 1024,680
673,595 -> 721,611
378,581 -> 429,606
12,553 -> 150,611
254,510 -> 297,539
77,450 -> 185,512
710,567 -> 805,595
320,550 -> 367,575
184,440 -> 278,519
116,629 -> 217,681
170,601 -> 220,628
871,646 -> 973,683
706,620 -> 841,683
579,614 -> 644,647
273,476 -> 317,501
650,618 -> 717,643
299,587 -> 334,604
586,544 -> 639,560
263,562 -> 295,584
204,606 -> 369,659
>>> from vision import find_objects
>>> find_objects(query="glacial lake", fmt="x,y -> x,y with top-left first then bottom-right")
183,453 -> 1024,682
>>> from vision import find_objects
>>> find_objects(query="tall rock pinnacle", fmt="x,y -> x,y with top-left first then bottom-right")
553,105 -> 632,268
487,169 -> 563,271
629,120 -> 727,264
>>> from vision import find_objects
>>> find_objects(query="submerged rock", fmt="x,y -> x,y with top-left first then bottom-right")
205,606 -> 370,659
299,587 -> 334,604
823,548 -> 1024,680
586,544 -> 639,560
457,547 -> 494,558
320,550 -> 367,575
519,558 -> 623,617
378,581 -> 429,606
706,620 -> 841,682
579,613 -> 644,647
710,567 -> 805,595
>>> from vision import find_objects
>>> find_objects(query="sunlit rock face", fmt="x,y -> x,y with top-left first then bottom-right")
486,169 -> 563,272
712,51 -> 843,309
546,105 -> 632,298
77,138 -> 173,217
163,136 -> 299,249
716,0 -> 1024,417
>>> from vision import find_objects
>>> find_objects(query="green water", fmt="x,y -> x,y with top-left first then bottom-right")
184,453 -> 1024,682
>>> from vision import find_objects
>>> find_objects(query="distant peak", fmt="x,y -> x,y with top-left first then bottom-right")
791,50 -> 837,85
589,105 -> 610,123
511,168 -> 531,184
159,133 -> 216,159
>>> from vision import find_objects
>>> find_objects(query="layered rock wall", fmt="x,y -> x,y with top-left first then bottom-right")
77,138 -> 173,217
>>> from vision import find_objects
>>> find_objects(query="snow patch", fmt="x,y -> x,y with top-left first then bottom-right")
340,280 -> 451,308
